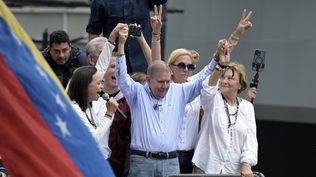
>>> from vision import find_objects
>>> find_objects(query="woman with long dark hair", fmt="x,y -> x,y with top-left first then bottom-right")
68,66 -> 118,159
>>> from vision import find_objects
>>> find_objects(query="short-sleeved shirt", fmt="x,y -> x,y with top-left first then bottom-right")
86,0 -> 167,73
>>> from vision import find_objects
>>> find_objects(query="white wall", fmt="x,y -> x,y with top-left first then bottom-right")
10,6 -> 90,48
165,0 -> 316,109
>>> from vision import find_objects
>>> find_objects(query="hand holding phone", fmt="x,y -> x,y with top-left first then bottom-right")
128,24 -> 142,37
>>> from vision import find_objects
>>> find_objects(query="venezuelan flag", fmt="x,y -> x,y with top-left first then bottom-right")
0,1 -> 114,176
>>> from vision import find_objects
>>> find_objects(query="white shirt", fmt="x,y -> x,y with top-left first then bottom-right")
72,100 -> 114,159
177,95 -> 201,151
176,64 -> 211,151
92,91 -> 124,117
95,41 -> 115,78
177,61 -> 218,151
90,40 -> 120,158
192,80 -> 258,174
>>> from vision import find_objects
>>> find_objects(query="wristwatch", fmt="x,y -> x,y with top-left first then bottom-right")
116,53 -> 125,57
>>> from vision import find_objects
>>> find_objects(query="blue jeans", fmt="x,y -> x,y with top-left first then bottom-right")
177,150 -> 194,173
128,154 -> 180,177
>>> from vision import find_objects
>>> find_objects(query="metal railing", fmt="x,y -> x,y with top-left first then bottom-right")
167,171 -> 265,177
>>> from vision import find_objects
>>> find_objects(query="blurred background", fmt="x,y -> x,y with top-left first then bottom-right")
4,0 -> 316,176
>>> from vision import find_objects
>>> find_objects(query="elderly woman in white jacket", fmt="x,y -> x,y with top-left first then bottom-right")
192,40 -> 258,177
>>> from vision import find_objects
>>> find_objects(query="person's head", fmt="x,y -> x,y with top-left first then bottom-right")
167,48 -> 195,83
86,37 -> 107,66
219,62 -> 248,96
68,66 -> 103,111
146,60 -> 171,99
48,30 -> 71,65
131,72 -> 147,85
103,53 -> 118,93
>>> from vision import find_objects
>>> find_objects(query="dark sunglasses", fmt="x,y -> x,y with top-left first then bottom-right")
172,62 -> 196,71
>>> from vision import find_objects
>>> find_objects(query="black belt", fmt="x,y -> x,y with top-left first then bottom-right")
131,149 -> 178,159
177,149 -> 194,155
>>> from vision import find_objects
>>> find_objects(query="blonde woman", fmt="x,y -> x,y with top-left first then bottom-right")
167,48 -> 206,173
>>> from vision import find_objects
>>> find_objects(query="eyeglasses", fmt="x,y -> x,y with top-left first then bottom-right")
171,62 -> 196,71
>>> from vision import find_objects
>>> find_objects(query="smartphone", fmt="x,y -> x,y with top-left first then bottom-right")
252,49 -> 266,72
128,24 -> 142,37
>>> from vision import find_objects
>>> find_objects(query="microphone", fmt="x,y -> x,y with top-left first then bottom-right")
102,93 -> 127,120
153,104 -> 161,110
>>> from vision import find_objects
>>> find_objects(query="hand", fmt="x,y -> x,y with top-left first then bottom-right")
151,4 -> 163,34
240,163 -> 253,177
234,9 -> 253,37
216,39 -> 232,65
105,97 -> 119,118
109,23 -> 128,43
190,50 -> 200,65
118,26 -> 129,45
134,30 -> 144,41
245,87 -> 257,102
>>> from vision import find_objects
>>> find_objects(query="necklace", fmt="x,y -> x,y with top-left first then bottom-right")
85,107 -> 96,129
222,95 -> 239,128
222,94 -> 239,148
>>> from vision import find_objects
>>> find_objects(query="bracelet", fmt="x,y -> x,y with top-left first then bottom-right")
116,53 -> 125,57
152,32 -> 161,36
215,65 -> 224,72
105,113 -> 113,118
218,63 -> 228,69
152,33 -> 161,41
152,36 -> 160,42
108,40 -> 116,46
230,34 -> 240,41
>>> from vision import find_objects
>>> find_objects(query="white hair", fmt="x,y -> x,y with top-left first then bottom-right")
85,37 -> 108,58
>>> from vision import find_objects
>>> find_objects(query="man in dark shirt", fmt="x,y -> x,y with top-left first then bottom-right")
86,0 -> 167,74
42,30 -> 88,88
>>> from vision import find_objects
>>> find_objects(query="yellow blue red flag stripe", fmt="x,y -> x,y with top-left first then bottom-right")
0,1 -> 114,176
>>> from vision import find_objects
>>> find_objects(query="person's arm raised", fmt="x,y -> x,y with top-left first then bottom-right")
95,23 -> 127,77
208,39 -> 231,86
117,27 -> 128,55
108,23 -> 126,45
135,29 -> 152,64
228,9 -> 253,52
151,4 -> 163,62
134,4 -> 163,65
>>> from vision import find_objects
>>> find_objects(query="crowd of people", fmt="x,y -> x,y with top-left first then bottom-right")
2,1 -> 259,177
